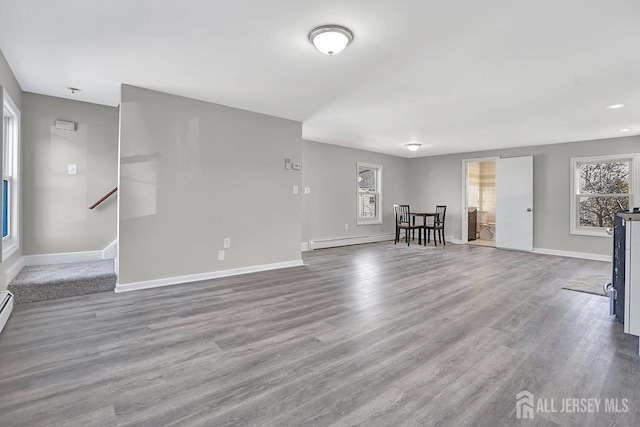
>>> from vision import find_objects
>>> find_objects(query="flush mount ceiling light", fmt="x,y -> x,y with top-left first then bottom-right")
607,104 -> 625,109
618,128 -> 632,132
308,25 -> 354,56
405,143 -> 422,152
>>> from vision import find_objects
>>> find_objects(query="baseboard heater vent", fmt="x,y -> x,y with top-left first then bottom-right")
0,291 -> 14,333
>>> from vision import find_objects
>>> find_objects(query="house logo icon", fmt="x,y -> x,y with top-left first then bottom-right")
516,390 -> 534,419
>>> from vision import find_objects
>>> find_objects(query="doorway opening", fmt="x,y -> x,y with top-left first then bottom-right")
465,160 -> 497,248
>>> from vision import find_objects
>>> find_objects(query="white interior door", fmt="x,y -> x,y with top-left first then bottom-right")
496,156 -> 533,251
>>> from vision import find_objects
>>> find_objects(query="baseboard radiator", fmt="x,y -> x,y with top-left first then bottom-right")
0,291 -> 14,333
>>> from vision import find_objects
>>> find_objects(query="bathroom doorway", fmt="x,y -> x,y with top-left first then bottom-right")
462,157 -> 499,248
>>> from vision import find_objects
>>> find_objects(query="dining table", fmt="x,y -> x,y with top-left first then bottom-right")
411,211 -> 437,245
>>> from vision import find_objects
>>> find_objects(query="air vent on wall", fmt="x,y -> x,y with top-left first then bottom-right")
55,120 -> 76,131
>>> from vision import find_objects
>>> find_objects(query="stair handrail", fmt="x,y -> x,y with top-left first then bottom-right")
89,187 -> 118,209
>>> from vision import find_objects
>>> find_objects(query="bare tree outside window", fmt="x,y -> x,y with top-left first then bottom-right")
358,168 -> 377,218
577,161 -> 630,228
357,162 -> 383,225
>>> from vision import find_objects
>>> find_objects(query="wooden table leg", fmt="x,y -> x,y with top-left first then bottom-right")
423,216 -> 427,246
412,216 -> 415,241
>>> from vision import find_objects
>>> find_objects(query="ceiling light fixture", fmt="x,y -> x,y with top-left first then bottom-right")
67,87 -> 81,94
308,25 -> 354,56
618,128 -> 632,132
405,143 -> 422,152
607,104 -> 625,109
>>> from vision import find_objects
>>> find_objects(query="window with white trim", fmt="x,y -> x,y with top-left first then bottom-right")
570,154 -> 638,236
2,90 -> 20,260
356,162 -> 382,225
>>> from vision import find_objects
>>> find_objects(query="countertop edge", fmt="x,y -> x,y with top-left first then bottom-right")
617,212 -> 640,221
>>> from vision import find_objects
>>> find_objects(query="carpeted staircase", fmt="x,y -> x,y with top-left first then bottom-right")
8,259 -> 117,304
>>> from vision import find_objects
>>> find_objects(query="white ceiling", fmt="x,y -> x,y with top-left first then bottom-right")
1,0 -> 639,157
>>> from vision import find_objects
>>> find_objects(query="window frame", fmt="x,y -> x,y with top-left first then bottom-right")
2,90 -> 20,260
356,162 -> 383,226
570,154 -> 639,237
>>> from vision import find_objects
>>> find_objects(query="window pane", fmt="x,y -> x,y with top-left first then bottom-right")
359,193 -> 377,218
2,179 -> 8,238
579,161 -> 629,194
3,115 -> 12,176
358,167 -> 376,193
578,196 -> 629,227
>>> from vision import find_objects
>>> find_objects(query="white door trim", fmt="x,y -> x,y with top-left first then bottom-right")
461,156 -> 500,244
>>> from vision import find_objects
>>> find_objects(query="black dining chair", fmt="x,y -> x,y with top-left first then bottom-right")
394,204 -> 423,246
426,205 -> 447,246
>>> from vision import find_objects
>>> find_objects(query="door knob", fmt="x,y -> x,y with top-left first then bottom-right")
526,208 -> 532,212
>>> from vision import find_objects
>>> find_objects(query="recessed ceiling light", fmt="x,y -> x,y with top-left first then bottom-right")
618,128 -> 632,132
607,104 -> 625,109
67,87 -> 81,94
405,143 -> 422,152
308,25 -> 354,56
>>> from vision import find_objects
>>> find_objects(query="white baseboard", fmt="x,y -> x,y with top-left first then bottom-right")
307,233 -> 395,250
22,240 -> 118,267
115,259 -> 304,293
24,250 -> 105,266
4,257 -> 25,290
103,240 -> 117,259
532,247 -> 611,262
303,234 -> 460,250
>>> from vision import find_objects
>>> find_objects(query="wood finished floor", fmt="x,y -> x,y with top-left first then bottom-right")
1,242 -> 639,426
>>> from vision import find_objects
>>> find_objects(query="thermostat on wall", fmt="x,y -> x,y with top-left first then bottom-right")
55,120 -> 76,131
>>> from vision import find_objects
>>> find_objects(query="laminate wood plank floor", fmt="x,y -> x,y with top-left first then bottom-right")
1,242 -> 638,426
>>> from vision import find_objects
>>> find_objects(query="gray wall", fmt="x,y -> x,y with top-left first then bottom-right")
408,136 -> 640,256
302,140 -> 410,243
0,50 -> 21,112
22,93 -> 119,255
0,49 -> 22,289
118,85 -> 303,284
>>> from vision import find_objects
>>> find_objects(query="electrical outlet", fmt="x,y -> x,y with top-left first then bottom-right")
345,224 -> 349,230
218,250 -> 225,261
293,185 -> 299,194
224,238 -> 231,248
304,187 -> 311,194
68,164 -> 78,175
292,162 -> 302,170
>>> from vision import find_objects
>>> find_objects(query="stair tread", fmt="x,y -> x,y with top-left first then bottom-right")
10,259 -> 116,286
8,260 -> 117,304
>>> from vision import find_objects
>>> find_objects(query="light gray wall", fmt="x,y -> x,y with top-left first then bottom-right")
0,49 -> 22,289
302,140 -> 411,243
22,93 -> 118,255
118,85 -> 302,284
0,50 -> 22,111
408,136 -> 640,256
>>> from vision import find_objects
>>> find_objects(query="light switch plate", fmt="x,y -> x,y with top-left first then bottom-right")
218,250 -> 225,261
224,238 -> 231,248
293,185 -> 299,194
68,164 -> 78,175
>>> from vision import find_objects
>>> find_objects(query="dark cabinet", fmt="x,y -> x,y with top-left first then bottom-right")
468,208 -> 477,241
